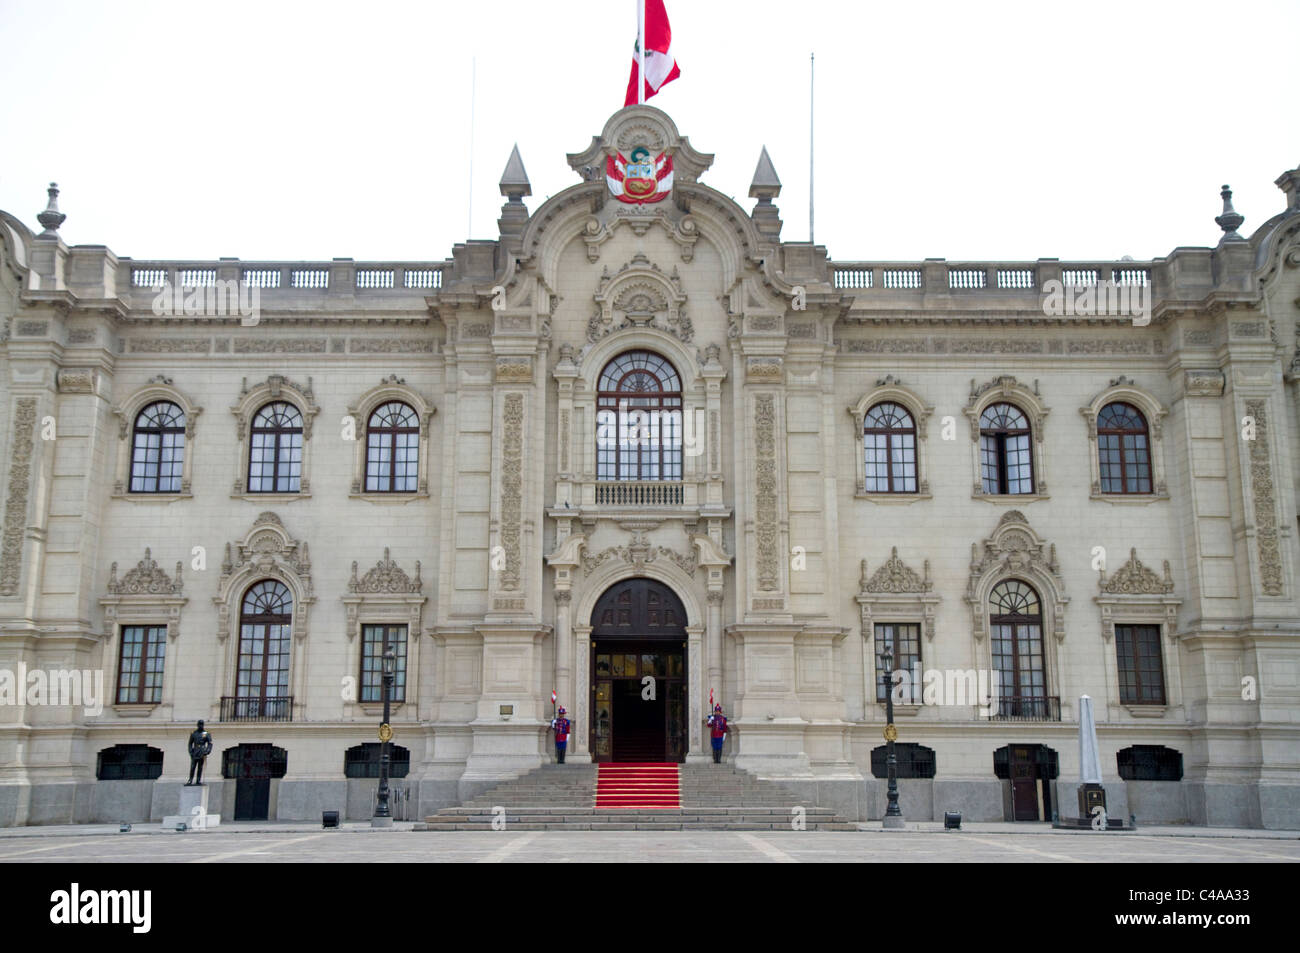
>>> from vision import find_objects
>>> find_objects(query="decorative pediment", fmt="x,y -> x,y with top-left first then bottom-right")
857,548 -> 941,641
862,547 -> 932,593
580,527 -> 702,577
1100,548 -> 1174,595
965,512 -> 1068,641
214,513 -> 315,642
341,549 -> 428,643
100,547 -> 188,641
588,253 -> 692,344
349,548 -> 422,594
1094,548 -> 1182,642
107,547 -> 183,595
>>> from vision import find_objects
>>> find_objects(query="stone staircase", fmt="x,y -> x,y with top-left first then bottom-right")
419,761 -> 858,831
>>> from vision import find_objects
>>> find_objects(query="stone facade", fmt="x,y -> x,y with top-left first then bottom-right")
1,109 -> 1298,828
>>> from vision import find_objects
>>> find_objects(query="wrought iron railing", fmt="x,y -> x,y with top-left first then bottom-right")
989,695 -> 1060,722
220,696 -> 294,722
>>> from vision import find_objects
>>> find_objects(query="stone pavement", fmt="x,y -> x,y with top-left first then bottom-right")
0,822 -> 1295,863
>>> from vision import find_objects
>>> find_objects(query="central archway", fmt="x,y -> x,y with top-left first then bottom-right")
589,577 -> 688,763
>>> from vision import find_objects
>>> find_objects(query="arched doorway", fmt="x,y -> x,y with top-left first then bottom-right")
589,577 -> 688,763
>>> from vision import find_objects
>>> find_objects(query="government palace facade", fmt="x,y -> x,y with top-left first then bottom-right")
1,106 -> 1298,828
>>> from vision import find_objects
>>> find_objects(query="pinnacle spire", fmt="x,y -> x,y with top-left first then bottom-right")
499,144 -> 531,200
1215,184 -> 1245,243
749,146 -> 781,200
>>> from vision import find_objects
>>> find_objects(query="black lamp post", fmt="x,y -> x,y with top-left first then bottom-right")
880,645 -> 904,828
372,646 -> 396,828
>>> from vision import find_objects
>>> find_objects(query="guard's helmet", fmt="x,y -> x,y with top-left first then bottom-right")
557,707 -> 566,714
714,704 -> 722,712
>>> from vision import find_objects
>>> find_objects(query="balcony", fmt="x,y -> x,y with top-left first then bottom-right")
593,481 -> 685,507
220,696 -> 294,723
989,695 -> 1060,722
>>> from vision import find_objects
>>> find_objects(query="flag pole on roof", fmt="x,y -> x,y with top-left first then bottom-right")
625,0 -> 680,107
637,0 -> 646,105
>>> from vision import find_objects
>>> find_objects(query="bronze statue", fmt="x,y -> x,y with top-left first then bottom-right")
186,720 -> 213,785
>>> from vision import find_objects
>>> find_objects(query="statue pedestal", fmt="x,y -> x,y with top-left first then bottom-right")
163,784 -> 222,831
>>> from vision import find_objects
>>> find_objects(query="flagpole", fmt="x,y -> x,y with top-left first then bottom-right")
637,0 -> 646,105
467,54 -> 476,238
809,52 -> 815,244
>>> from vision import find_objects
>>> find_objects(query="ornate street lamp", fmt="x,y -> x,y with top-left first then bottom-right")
880,645 -> 905,829
372,646 -> 396,828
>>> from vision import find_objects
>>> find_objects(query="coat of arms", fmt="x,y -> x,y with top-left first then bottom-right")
606,145 -> 673,204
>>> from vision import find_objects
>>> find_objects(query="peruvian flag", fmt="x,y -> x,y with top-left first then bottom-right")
551,690 -> 557,705
624,0 -> 680,106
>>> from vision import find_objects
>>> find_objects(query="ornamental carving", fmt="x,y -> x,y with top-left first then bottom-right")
496,357 -> 533,382
963,375 -> 1049,444
857,548 -> 941,641
580,537 -> 698,576
754,394 -> 779,590
862,547 -> 932,593
1094,549 -> 1182,643
746,357 -> 783,381
500,393 -> 524,590
108,548 -> 184,595
101,547 -> 188,642
1099,549 -> 1174,595
1184,369 -> 1224,397
56,368 -> 96,393
965,511 -> 1068,642
1245,400 -> 1284,596
349,548 -> 422,594
589,253 -> 693,344
232,374 -> 320,439
0,398 -> 36,597
214,512 -> 315,642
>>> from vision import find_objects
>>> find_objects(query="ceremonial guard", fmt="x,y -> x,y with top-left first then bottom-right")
706,704 -> 728,763
550,707 -> 571,764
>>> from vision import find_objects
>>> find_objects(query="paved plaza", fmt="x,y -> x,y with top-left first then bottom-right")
1,823 -> 1296,863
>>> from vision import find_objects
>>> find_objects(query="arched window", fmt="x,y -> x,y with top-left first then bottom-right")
989,580 -> 1050,719
596,350 -> 682,481
1097,402 -> 1151,494
979,403 -> 1033,494
248,402 -> 303,493
130,401 -> 185,493
344,743 -> 411,779
233,580 -> 292,720
863,402 -> 917,493
365,402 -> 419,492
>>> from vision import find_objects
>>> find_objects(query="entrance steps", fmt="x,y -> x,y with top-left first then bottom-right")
420,761 -> 858,831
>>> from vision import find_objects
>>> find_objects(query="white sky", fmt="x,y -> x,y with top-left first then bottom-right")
1,0 -> 1296,264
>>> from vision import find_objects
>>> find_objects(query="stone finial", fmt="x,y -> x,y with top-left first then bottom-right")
499,144 -> 531,201
1215,184 -> 1245,243
36,182 -> 66,237
749,146 -> 782,202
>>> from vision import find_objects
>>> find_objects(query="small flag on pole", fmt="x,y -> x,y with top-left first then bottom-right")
551,690 -> 557,705
709,688 -> 714,709
625,0 -> 680,106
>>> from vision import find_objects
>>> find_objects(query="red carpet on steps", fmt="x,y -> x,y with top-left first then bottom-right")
594,763 -> 680,808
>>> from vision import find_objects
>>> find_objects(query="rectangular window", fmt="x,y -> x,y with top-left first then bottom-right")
1115,624 -> 1165,704
874,622 -> 921,702
116,625 -> 166,704
130,431 -> 185,493
360,624 -> 408,703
